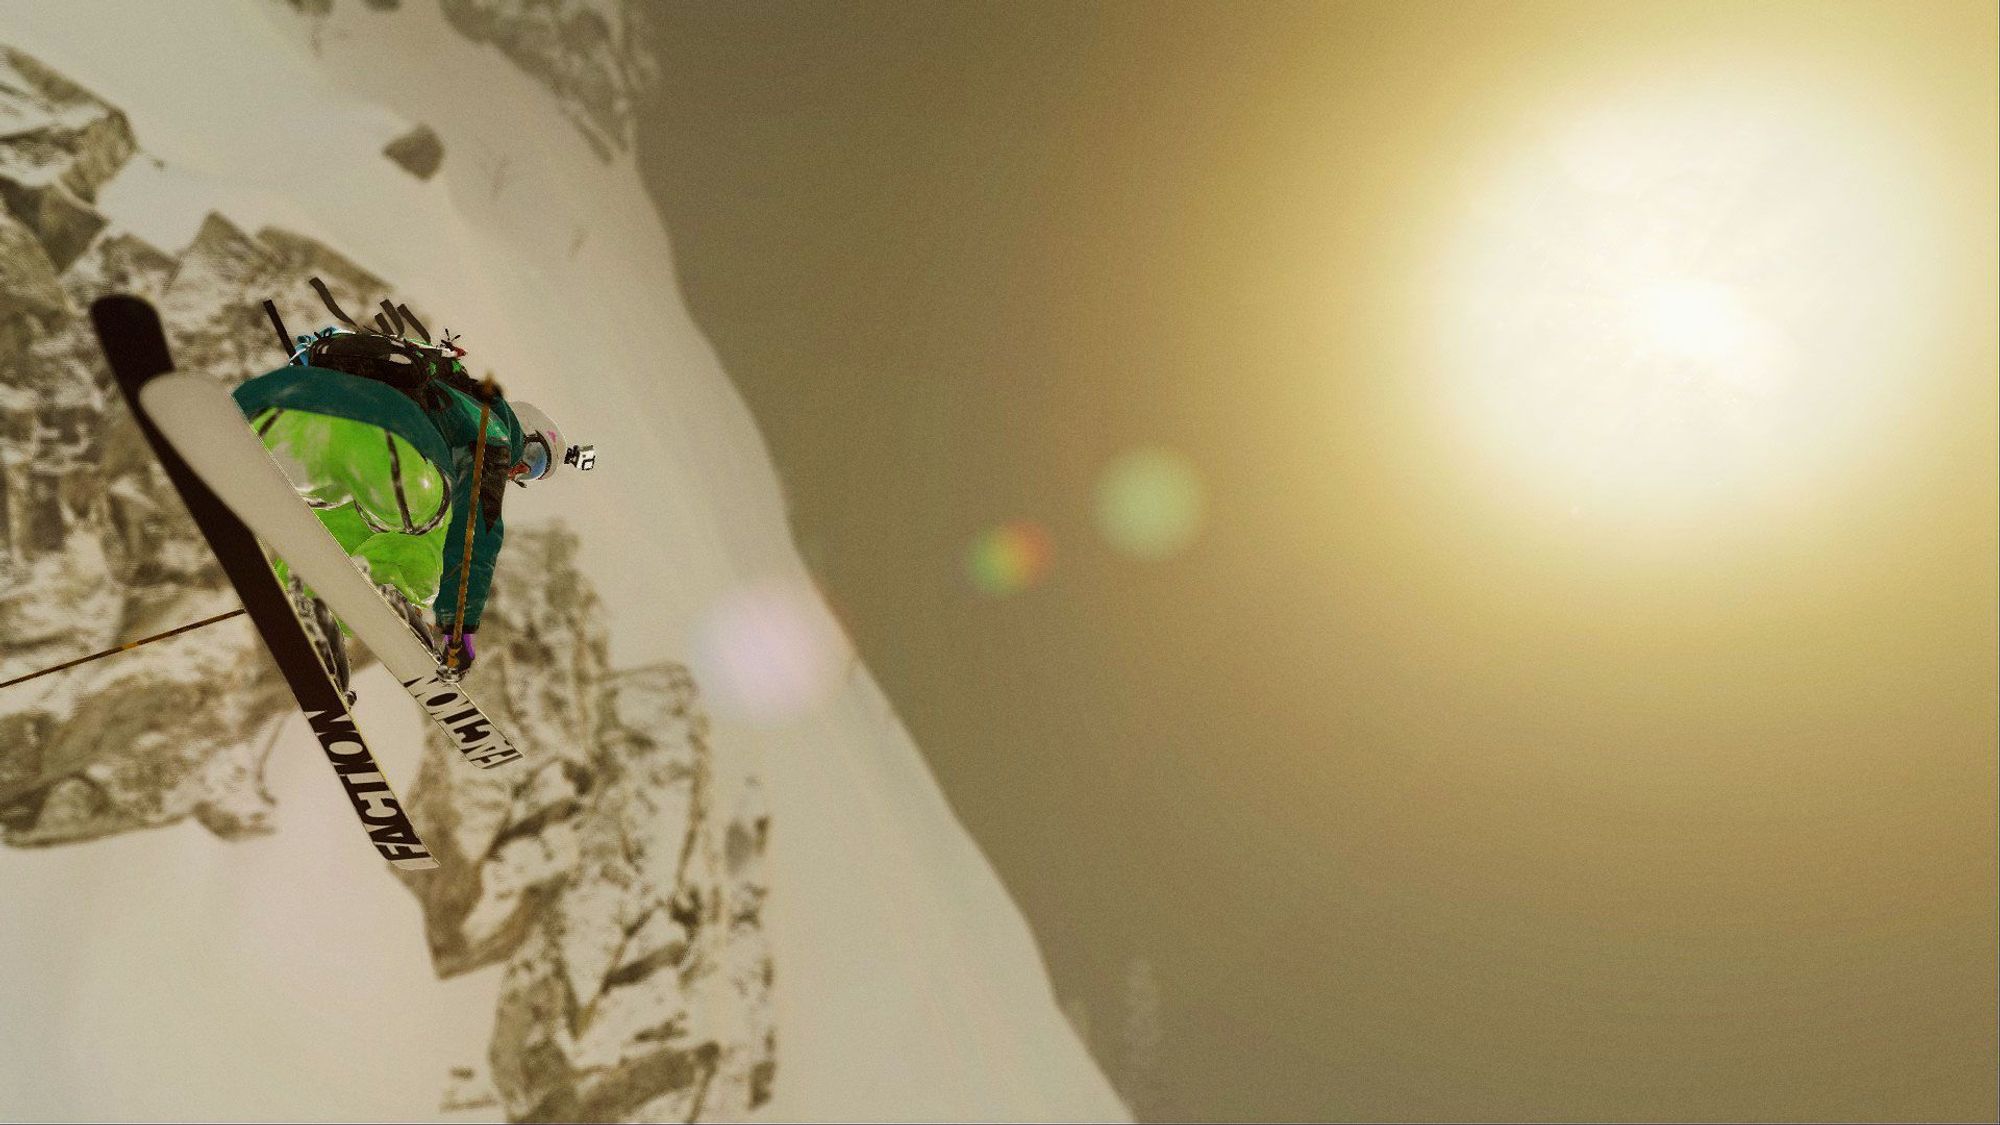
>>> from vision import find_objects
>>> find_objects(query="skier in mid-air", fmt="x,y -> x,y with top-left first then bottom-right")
87,291 -> 544,866
233,282 -> 589,689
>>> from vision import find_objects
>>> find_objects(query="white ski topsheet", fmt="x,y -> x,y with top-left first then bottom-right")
0,1 -> 1128,1121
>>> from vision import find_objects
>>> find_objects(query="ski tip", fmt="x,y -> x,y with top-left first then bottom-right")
89,294 -> 174,385
391,855 -> 440,872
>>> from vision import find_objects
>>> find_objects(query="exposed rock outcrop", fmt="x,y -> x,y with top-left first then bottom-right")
0,100 -> 394,847
0,46 -> 136,271
401,527 -> 775,1121
384,123 -> 444,180
275,0 -> 657,161
433,0 -> 658,161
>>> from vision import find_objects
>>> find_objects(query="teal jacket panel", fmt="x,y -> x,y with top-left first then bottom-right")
234,366 -> 455,478
431,382 -> 524,635
234,366 -> 525,633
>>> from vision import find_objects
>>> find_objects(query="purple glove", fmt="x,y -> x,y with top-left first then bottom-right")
443,631 -> 477,676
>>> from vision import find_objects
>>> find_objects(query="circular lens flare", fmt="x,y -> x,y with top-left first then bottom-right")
1095,448 -> 1206,560
966,521 -> 1053,596
691,580 -> 845,723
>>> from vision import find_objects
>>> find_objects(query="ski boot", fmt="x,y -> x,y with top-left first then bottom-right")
287,574 -> 353,704
377,582 -> 445,665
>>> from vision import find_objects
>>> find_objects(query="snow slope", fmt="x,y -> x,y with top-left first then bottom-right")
0,1 -> 1125,1119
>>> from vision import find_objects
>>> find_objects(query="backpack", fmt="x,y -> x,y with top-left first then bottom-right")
267,277 -> 488,413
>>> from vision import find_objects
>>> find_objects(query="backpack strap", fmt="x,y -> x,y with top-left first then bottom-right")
396,304 -> 431,343
308,276 -> 363,330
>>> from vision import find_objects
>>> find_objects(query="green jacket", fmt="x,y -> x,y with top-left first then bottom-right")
234,365 -> 525,632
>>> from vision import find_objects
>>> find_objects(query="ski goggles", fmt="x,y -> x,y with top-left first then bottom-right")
514,435 -> 554,482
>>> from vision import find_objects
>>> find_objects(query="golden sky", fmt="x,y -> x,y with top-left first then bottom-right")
647,1 -> 1997,1118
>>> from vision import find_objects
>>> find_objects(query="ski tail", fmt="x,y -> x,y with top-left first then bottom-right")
94,295 -> 174,380
91,295 -> 439,871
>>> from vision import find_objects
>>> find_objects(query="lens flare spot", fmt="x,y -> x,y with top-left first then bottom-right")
1095,448 -> 1206,560
691,580 -> 845,723
965,521 -> 1053,596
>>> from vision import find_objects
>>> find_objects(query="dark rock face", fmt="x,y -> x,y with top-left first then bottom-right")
383,124 -> 444,181
0,47 -> 773,1121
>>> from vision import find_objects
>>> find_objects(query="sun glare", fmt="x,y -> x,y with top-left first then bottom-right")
1430,74 -> 1934,519
1629,279 -> 1748,366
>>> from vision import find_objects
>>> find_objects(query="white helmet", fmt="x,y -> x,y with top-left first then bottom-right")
510,400 -> 594,483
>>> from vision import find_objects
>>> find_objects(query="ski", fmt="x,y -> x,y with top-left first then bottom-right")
91,294 -> 437,870
125,337 -> 524,771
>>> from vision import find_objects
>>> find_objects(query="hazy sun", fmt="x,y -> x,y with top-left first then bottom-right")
1431,72 -> 1933,519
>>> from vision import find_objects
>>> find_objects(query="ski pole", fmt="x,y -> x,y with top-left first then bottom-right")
0,608 -> 247,692
447,377 -> 499,673
261,299 -> 292,361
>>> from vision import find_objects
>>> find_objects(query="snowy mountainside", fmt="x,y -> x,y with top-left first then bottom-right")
0,1 -> 1125,1121
0,41 -> 774,1120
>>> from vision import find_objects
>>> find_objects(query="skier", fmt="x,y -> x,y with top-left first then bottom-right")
92,293 -> 532,867
231,289 -> 587,687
